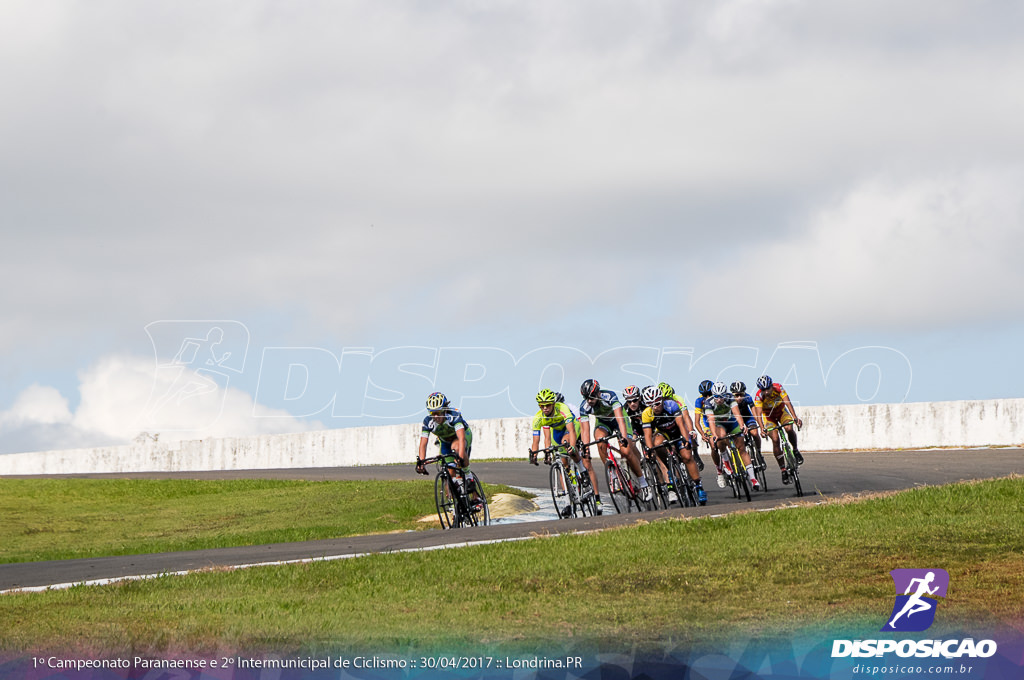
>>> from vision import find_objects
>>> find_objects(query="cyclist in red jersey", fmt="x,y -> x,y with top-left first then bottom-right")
753,375 -> 804,484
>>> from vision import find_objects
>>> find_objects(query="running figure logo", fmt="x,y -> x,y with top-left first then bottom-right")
882,568 -> 949,632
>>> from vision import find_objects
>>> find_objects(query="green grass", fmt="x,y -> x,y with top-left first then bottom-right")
0,477 -> 1021,655
0,478 -> 529,564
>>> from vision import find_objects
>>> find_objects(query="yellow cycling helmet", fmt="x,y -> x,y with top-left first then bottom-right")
425,392 -> 449,411
536,388 -> 558,405
658,382 -> 675,399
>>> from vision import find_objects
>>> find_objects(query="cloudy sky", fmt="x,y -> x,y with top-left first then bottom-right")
2,0 -> 1022,454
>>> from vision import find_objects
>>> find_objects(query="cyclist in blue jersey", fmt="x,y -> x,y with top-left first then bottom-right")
416,392 -> 480,504
692,379 -> 723,485
579,378 -> 651,502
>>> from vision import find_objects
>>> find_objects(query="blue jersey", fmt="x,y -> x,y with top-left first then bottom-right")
420,409 -> 471,443
734,394 -> 756,423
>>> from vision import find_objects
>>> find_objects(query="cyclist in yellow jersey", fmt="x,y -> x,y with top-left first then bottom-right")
529,388 -> 603,514
640,385 -> 708,504
657,382 -> 704,471
754,375 -> 804,484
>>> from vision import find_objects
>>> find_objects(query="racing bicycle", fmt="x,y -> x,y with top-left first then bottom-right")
419,454 -> 490,528
765,423 -> 804,497
717,433 -> 752,503
583,435 -> 648,514
636,438 -> 670,510
658,436 -> 703,507
530,443 -> 598,518
744,429 -> 768,491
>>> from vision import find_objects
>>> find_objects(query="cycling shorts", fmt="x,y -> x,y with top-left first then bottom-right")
438,438 -> 473,458
711,417 -> 743,437
549,421 -> 582,446
763,406 -> 795,428
594,416 -> 633,438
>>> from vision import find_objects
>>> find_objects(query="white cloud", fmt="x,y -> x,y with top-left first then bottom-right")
0,355 -> 321,454
0,384 -> 72,427
718,166 -> 1024,335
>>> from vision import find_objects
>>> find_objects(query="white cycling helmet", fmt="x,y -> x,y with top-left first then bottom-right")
641,385 -> 662,405
712,381 -> 729,397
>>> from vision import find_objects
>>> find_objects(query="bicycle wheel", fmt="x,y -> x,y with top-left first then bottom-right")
605,464 -> 632,514
666,454 -> 691,508
780,435 -> 804,497
550,462 -> 576,519
747,435 -> 768,491
724,449 -> 739,499
575,464 -> 598,516
469,477 -> 490,525
731,447 -> 752,502
642,458 -> 668,510
434,472 -> 456,529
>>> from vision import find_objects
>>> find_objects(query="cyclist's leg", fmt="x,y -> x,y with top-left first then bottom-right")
594,424 -> 612,466
648,434 -> 671,480
613,418 -> 651,499
564,422 -> 601,511
618,418 -> 646,481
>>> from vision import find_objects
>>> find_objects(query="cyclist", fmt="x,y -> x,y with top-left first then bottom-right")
705,382 -> 760,490
730,381 -> 763,464
579,378 -> 652,502
754,375 -> 805,484
622,384 -> 646,440
692,379 -> 723,486
658,381 -> 704,471
416,392 -> 481,506
640,385 -> 707,505
530,388 -> 603,515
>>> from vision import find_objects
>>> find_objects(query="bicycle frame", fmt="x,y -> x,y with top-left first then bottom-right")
584,435 -> 646,513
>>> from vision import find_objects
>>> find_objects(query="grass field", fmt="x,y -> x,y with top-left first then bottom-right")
0,478 -> 530,564
0,476 -> 1021,655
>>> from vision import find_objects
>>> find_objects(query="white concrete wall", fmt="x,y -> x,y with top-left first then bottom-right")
1,399 -> 1022,475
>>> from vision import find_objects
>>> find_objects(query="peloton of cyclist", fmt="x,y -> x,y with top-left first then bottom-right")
640,385 -> 708,505
529,388 -> 604,515
703,382 -> 761,490
754,375 -> 805,484
416,392 -> 481,505
579,379 -> 652,502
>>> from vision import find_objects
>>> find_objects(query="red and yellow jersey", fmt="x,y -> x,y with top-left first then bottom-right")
754,383 -> 788,412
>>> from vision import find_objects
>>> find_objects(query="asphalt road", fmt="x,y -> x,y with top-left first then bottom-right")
2,448 -> 1021,592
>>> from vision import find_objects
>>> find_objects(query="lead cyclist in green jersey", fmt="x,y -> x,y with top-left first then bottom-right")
530,388 -> 604,514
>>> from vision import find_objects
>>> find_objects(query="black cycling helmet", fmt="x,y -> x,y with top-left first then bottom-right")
698,379 -> 714,396
730,381 -> 746,394
580,379 -> 601,399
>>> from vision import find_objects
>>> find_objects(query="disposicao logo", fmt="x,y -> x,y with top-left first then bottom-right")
832,568 -> 998,660
882,568 -> 949,632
